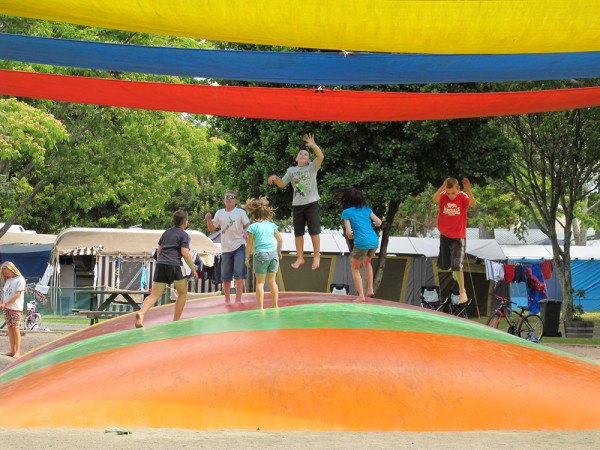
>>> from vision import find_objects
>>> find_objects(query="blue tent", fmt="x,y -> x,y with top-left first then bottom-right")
502,245 -> 600,312
0,244 -> 53,280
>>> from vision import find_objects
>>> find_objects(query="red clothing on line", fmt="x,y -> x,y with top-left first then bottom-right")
504,264 -> 515,283
540,260 -> 553,280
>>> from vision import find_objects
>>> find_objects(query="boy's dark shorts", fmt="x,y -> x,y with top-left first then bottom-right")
292,201 -> 321,237
437,235 -> 466,272
153,263 -> 187,284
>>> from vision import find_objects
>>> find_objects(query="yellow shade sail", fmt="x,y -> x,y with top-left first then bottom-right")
0,0 -> 599,54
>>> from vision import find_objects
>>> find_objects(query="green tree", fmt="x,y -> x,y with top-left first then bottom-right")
499,107 -> 600,320
0,98 -> 69,236
573,192 -> 600,245
392,181 -> 528,240
393,184 -> 438,237
0,16 -> 219,232
210,115 -> 513,294
207,42 -> 515,295
468,181 -> 529,239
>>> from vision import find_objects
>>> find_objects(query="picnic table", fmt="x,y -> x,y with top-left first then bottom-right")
74,288 -> 150,324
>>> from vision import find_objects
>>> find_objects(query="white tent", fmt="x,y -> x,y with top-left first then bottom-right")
280,234 -> 506,261
275,233 -> 505,306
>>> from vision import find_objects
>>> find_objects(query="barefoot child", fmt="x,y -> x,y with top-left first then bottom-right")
0,261 -> 26,358
243,197 -> 283,309
135,210 -> 198,328
333,188 -> 382,302
268,133 -> 324,270
433,177 -> 476,304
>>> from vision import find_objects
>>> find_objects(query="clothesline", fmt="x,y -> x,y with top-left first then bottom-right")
485,260 -> 552,314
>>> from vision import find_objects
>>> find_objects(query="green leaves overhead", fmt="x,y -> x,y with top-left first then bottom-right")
0,16 -> 216,231
0,97 -> 68,167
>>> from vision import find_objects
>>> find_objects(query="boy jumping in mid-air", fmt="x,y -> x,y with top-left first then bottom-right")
433,177 -> 476,304
268,133 -> 324,270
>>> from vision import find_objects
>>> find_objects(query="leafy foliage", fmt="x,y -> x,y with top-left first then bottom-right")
0,16 -> 221,233
499,104 -> 600,320
0,98 -> 69,232
207,43 -> 516,292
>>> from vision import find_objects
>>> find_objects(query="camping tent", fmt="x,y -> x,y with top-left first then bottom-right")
270,233 -> 506,316
0,232 -> 56,279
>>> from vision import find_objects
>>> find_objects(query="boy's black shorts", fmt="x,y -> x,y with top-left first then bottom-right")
153,263 -> 186,284
437,235 -> 466,271
292,201 -> 321,237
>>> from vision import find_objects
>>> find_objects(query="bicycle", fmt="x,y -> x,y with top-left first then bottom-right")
486,295 -> 544,342
0,284 -> 47,331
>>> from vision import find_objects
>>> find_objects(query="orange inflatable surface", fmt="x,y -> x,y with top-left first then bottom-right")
1,293 -> 598,431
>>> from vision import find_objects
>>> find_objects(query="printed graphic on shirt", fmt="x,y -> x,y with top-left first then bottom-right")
222,215 -> 236,234
443,202 -> 461,217
292,170 -> 311,198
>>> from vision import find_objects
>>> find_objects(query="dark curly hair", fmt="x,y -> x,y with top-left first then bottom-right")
333,187 -> 367,210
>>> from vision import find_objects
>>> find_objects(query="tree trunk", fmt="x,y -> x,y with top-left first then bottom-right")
0,180 -> 48,239
478,223 -> 495,239
572,219 -> 587,246
554,216 -> 574,321
373,200 -> 400,295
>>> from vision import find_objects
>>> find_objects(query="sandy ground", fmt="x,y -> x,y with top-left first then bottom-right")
1,330 -> 599,449
0,428 -> 599,450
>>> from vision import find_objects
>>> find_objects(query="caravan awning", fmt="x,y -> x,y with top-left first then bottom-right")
54,227 -> 220,257
61,245 -> 104,256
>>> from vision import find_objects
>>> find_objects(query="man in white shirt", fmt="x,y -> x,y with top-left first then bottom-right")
206,190 -> 250,303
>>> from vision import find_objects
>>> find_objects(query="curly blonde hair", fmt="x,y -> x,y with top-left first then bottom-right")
243,196 -> 276,221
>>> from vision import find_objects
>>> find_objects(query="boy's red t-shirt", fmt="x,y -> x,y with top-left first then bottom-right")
437,191 -> 470,239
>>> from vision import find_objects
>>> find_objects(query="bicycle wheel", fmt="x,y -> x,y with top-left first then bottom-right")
27,313 -> 42,330
486,313 -> 502,329
517,315 -> 544,342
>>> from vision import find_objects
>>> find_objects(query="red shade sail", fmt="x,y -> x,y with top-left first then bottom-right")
1,70 -> 599,122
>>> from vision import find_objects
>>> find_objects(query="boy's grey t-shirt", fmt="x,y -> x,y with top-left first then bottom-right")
281,160 -> 320,206
157,226 -> 190,266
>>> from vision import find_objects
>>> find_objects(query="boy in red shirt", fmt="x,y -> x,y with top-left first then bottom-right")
433,178 -> 476,303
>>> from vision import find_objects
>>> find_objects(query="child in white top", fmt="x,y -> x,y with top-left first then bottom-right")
0,261 -> 26,358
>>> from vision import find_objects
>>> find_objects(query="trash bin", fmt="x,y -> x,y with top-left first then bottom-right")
539,299 -> 562,337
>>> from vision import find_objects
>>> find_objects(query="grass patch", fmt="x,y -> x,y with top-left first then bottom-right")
581,312 -> 600,322
470,311 -> 599,345
42,315 -> 90,325
542,337 -> 600,345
